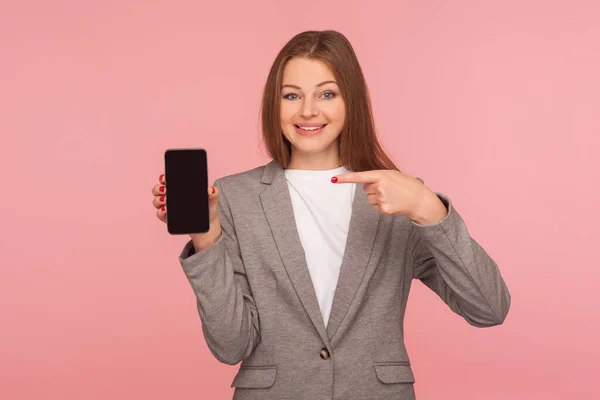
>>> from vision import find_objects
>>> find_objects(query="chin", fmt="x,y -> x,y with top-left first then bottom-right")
290,139 -> 340,156
294,145 -> 331,154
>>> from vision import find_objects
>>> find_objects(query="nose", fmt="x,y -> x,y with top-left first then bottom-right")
301,97 -> 318,118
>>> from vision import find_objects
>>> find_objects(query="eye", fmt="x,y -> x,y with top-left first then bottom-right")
322,91 -> 337,99
282,93 -> 298,100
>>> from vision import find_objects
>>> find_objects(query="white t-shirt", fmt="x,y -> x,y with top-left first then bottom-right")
284,166 -> 356,328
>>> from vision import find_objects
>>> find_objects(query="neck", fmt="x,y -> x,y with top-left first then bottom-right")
287,147 -> 341,171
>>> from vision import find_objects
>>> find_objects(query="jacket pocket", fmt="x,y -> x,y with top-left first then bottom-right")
231,366 -> 277,388
373,363 -> 415,384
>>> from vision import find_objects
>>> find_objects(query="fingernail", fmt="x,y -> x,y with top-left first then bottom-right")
159,173 -> 164,181
160,195 -> 165,202
211,186 -> 215,194
331,177 -> 338,183
160,185 -> 165,192
161,206 -> 165,211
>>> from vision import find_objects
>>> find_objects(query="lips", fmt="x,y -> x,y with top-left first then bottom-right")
295,124 -> 327,129
294,124 -> 327,135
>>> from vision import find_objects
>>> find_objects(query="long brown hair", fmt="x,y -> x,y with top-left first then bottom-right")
259,30 -> 399,172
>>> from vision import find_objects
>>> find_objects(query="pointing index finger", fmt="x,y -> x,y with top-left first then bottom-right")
332,171 -> 382,184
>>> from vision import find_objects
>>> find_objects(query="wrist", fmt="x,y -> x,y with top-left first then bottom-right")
191,223 -> 222,252
410,192 -> 448,225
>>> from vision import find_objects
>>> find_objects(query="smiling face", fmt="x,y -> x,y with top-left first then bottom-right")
280,57 -> 346,170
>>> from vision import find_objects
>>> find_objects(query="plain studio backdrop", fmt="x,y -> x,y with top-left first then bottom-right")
1,1 -> 599,399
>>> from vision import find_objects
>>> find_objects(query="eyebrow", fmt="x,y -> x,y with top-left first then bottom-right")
281,80 -> 338,90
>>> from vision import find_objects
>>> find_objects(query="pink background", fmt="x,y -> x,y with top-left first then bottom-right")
1,1 -> 599,399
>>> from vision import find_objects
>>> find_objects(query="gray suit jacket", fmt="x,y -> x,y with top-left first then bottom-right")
178,160 -> 511,400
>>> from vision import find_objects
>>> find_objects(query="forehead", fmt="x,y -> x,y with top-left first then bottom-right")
282,57 -> 336,85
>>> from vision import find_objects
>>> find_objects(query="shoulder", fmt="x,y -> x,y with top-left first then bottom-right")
218,165 -> 265,185
215,160 -> 280,196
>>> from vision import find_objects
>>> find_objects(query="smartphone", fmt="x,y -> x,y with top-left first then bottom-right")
164,148 -> 210,235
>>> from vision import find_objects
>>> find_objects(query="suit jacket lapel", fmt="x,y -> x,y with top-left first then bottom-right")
259,160 -> 381,346
326,185 -> 380,340
259,161 -> 330,347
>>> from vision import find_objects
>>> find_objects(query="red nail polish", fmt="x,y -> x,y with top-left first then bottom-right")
211,186 -> 215,194
159,173 -> 164,181
160,195 -> 165,202
331,177 -> 338,183
160,185 -> 165,192
161,206 -> 165,211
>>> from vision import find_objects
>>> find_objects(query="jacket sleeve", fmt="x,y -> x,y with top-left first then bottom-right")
410,193 -> 511,327
178,178 -> 260,365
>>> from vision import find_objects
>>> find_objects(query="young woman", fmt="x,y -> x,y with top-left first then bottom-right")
151,30 -> 510,400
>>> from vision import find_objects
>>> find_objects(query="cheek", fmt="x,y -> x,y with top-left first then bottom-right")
280,103 -> 295,123
325,102 -> 345,123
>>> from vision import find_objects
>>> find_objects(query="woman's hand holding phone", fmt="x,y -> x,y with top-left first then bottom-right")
152,173 -> 222,252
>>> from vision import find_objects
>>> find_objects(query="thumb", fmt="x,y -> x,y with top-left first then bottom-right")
208,184 -> 220,222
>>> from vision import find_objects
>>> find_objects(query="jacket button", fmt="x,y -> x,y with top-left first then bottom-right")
319,348 -> 330,360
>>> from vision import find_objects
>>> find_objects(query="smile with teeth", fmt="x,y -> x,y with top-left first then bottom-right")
296,125 -> 326,131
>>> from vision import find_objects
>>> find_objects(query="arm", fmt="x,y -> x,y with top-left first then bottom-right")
410,193 -> 511,327
178,178 -> 260,364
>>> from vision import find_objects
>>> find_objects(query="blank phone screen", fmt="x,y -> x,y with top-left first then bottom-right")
164,148 -> 210,235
